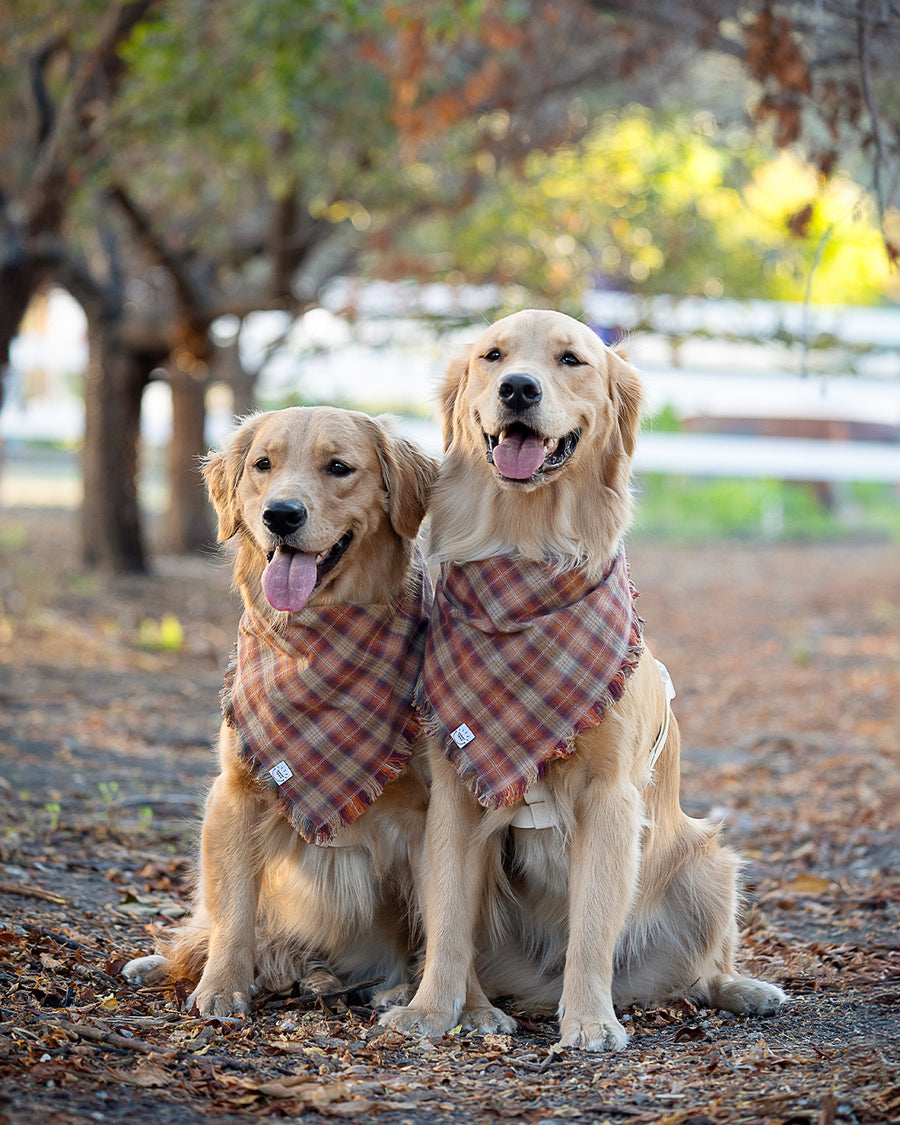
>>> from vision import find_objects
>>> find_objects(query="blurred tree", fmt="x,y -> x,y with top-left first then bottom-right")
2,0 -> 897,573
420,108 -> 892,307
585,0 -> 900,261
387,0 -> 899,259
0,1 -> 161,572
3,0 -> 665,571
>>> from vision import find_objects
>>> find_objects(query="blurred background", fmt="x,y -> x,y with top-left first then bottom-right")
2,0 -> 899,572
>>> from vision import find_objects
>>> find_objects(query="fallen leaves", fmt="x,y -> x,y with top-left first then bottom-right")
776,873 -> 834,896
2,525 -> 898,1123
104,1062 -> 172,1087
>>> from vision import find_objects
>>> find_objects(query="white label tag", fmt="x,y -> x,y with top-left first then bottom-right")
450,723 -> 475,748
270,760 -> 294,785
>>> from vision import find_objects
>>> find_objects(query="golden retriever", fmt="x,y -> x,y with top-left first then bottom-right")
123,406 -> 438,1017
381,309 -> 787,1050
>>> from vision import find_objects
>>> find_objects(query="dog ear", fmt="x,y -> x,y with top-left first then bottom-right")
609,348 -> 643,458
202,415 -> 260,541
371,417 -> 439,541
437,354 -> 468,453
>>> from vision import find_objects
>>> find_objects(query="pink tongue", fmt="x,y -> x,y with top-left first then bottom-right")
262,547 -> 318,611
492,432 -> 546,479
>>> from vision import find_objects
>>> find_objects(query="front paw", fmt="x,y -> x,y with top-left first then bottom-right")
379,1003 -> 459,1039
187,980 -> 252,1018
558,1015 -> 628,1052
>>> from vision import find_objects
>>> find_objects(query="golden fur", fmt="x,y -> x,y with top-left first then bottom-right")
123,406 -> 438,1017
382,310 -> 786,1050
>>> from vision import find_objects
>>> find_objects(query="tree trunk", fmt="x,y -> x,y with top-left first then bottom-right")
0,252 -> 39,412
80,314 -> 152,573
164,368 -> 214,553
212,337 -> 257,419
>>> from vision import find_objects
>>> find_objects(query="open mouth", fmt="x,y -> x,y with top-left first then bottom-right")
313,529 -> 354,579
483,423 -> 581,483
263,530 -> 354,612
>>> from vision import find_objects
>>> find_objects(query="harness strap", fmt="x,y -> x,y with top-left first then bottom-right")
509,780 -> 557,829
648,659 -> 677,773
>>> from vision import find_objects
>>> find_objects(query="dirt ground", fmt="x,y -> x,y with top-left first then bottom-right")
1,506 -> 898,1125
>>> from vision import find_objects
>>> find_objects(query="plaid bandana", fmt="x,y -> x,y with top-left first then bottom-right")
222,551 -> 433,845
423,549 -> 643,809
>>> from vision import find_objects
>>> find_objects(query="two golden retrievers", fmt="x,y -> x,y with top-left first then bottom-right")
125,310 -> 785,1049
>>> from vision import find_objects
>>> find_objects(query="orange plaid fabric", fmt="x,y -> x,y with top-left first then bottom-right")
423,549 -> 643,809
222,551 -> 432,845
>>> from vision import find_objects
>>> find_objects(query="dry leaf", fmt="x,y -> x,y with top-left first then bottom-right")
104,1064 -> 171,1088
781,873 -> 833,895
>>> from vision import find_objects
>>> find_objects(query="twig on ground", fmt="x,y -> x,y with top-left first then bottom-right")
111,794 -> 201,810
26,924 -> 97,952
50,1017 -> 156,1055
48,1017 -> 257,1072
261,975 -> 386,1011
0,882 -> 70,905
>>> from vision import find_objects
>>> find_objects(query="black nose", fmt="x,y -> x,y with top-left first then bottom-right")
263,501 -> 308,537
498,373 -> 542,411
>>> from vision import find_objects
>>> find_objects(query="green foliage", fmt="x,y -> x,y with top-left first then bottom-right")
632,474 -> 900,542
0,521 -> 27,551
138,613 -> 184,651
427,106 -> 894,306
44,802 -> 62,833
110,0 -> 403,249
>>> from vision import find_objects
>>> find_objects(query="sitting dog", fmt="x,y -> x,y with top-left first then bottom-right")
381,309 -> 787,1050
123,406 -> 438,1017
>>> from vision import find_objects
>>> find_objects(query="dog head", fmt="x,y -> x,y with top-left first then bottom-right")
433,309 -> 643,571
440,309 -> 642,491
204,406 -> 437,615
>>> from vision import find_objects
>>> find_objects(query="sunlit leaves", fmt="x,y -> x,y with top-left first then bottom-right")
427,105 -> 893,306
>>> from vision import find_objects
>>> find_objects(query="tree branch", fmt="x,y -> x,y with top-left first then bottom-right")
107,183 -> 203,317
30,34 -> 68,148
27,0 -> 160,233
856,0 -> 900,224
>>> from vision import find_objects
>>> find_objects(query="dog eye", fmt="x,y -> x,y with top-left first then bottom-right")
482,348 -> 503,362
326,460 -> 355,477
559,351 -> 584,367
253,457 -> 271,472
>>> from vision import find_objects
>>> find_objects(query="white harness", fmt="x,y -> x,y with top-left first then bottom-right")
510,659 -> 676,830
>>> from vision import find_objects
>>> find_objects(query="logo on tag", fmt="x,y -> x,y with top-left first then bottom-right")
450,723 -> 475,748
270,761 -> 294,785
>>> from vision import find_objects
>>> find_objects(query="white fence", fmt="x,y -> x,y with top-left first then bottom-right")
315,284 -> 900,482
4,284 -> 900,484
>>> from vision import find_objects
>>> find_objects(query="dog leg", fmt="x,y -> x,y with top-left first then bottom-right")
693,925 -> 787,1016
622,833 -> 789,1019
373,982 -> 416,1010
380,755 -> 514,1037
458,970 -> 516,1034
557,778 -> 642,1051
185,741 -> 265,1018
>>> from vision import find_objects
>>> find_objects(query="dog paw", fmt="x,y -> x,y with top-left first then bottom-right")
378,1003 -> 459,1039
187,984 -> 252,1018
460,1004 -> 517,1035
557,1016 -> 628,1052
121,954 -> 169,986
710,976 -> 788,1017
372,983 -> 416,1011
